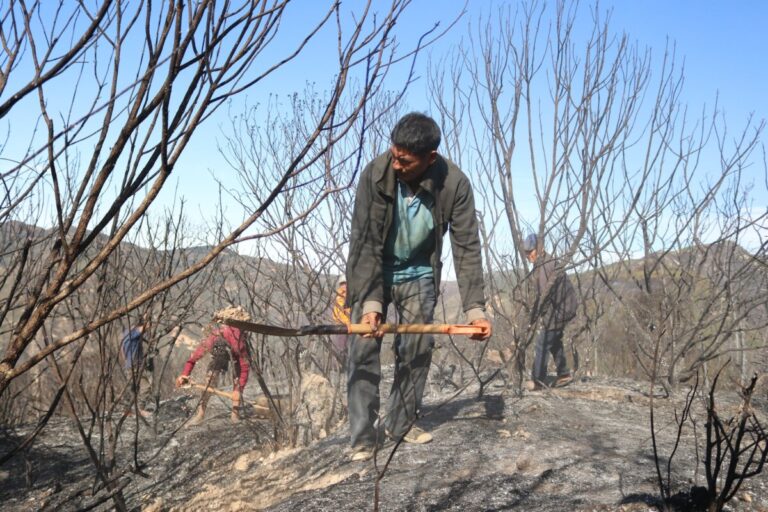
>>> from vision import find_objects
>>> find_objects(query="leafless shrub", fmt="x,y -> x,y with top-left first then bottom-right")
428,0 -> 767,391
650,364 -> 768,511
1,4 -> 451,509
702,366 -> 768,510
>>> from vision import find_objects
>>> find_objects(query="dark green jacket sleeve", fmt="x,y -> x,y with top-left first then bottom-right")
346,162 -> 387,317
449,173 -> 486,319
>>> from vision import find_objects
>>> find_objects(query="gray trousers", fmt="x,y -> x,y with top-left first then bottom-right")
531,329 -> 569,383
347,278 -> 436,447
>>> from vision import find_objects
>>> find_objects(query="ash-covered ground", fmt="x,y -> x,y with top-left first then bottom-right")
1,375 -> 767,511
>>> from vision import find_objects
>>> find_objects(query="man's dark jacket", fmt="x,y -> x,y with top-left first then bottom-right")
346,152 -> 486,321
531,256 -> 578,330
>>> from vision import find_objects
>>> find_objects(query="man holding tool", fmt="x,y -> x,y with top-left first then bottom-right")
176,307 -> 251,425
345,112 -> 492,461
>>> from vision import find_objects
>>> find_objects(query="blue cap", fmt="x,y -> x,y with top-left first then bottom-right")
522,233 -> 538,253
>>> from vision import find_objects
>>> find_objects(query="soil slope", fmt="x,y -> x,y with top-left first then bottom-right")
1,376 -> 767,511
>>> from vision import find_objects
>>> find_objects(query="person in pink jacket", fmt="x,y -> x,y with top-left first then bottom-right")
176,324 -> 250,424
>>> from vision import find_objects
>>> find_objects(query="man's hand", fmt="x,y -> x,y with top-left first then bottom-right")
470,318 -> 492,341
175,375 -> 190,388
232,389 -> 241,407
361,311 -> 382,338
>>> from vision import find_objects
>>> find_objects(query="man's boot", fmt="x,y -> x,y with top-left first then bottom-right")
188,393 -> 209,426
187,407 -> 204,425
231,388 -> 241,423
188,407 -> 206,426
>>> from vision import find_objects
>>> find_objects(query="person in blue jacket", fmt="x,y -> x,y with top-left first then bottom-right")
121,316 -> 154,417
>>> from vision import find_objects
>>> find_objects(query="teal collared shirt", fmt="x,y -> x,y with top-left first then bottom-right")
382,180 -> 435,285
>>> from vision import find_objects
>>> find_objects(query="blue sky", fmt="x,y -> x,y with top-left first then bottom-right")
360,0 -> 768,119
174,0 -> 767,208
599,1 -> 766,122
4,1 -> 765,250
173,1 -> 766,253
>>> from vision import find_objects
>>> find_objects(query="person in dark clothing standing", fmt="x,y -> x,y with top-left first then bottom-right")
522,233 -> 578,391
120,316 -> 154,417
345,112 -> 492,461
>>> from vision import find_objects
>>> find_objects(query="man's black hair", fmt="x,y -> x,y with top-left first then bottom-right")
390,112 -> 441,155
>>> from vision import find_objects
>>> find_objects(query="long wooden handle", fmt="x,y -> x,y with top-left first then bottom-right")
184,382 -> 236,400
183,382 -> 272,415
220,318 -> 486,337
346,323 -> 486,336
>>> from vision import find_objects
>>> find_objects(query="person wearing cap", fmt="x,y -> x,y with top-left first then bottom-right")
120,315 -> 154,417
331,275 -> 351,366
521,233 -> 577,391
332,276 -> 351,326
345,112 -> 492,461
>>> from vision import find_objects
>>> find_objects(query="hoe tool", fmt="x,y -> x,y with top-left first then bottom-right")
218,318 -> 487,337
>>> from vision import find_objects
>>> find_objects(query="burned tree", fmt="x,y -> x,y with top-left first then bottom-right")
427,0 -> 767,390
0,1 -> 444,509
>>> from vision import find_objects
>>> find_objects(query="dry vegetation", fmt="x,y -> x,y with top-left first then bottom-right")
1,1 -> 767,511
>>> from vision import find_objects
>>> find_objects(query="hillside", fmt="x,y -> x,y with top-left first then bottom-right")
1,374 -> 767,511
2,223 -> 767,511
